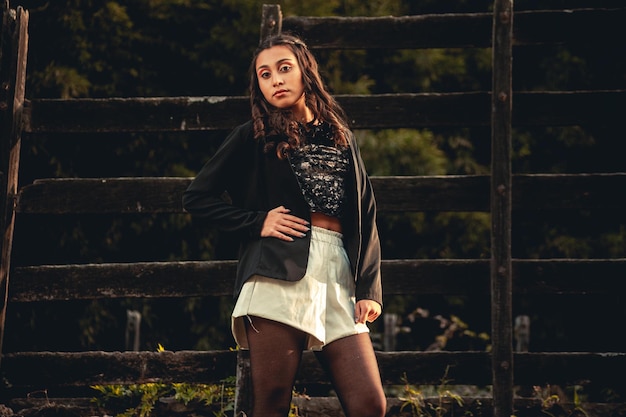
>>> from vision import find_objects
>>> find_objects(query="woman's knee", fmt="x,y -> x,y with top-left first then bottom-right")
252,384 -> 293,416
345,393 -> 387,417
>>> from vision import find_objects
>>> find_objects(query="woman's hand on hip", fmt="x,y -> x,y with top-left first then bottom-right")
355,299 -> 382,324
261,206 -> 310,241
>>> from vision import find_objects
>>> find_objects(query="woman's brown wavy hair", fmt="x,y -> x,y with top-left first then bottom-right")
249,33 -> 349,158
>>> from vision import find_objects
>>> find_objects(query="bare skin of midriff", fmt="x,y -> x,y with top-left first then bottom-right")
310,211 -> 342,233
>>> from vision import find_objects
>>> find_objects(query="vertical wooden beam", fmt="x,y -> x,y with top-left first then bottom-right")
0,1 -> 28,367
234,349 -> 252,416
259,4 -> 282,43
490,0 -> 514,416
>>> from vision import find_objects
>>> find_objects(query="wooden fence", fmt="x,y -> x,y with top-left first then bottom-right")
1,1 -> 626,416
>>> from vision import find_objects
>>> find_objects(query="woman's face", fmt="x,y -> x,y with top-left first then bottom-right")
255,45 -> 307,117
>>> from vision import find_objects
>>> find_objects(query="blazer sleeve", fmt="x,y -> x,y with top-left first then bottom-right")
182,122 -> 266,237
351,134 -> 383,306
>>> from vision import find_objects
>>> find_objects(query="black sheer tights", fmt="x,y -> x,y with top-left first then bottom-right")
245,316 -> 387,417
245,316 -> 306,417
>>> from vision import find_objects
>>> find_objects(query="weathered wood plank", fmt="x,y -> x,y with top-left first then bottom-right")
343,91 -> 625,128
0,350 -> 237,387
303,352 -> 626,387
283,13 -> 491,49
15,174 -> 626,214
9,259 -> 626,302
281,8 -> 625,49
25,93 -> 488,132
22,91 -> 626,132
23,96 -> 249,133
259,3 -> 281,42
490,0 -> 514,414
0,3 -> 29,368
2,351 -> 624,389
340,92 -> 490,128
10,261 -> 236,301
17,177 -> 189,214
290,397 -> 626,417
9,396 -> 626,417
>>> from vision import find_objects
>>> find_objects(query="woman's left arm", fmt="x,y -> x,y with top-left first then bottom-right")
350,134 -> 383,310
355,299 -> 382,324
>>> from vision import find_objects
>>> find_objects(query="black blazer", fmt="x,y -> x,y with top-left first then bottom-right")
182,120 -> 382,306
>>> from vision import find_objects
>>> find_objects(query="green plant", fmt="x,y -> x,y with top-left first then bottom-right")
91,383 -> 165,417
399,367 -> 466,417
91,379 -> 235,417
91,345 -> 235,416
287,388 -> 312,417
533,385 -> 589,417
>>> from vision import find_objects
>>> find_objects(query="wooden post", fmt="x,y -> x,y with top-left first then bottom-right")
234,349 -> 252,416
0,1 -> 28,367
383,312 -> 399,351
490,0 -> 514,416
125,310 -> 142,351
514,315 -> 530,353
515,315 -> 534,397
259,4 -> 282,43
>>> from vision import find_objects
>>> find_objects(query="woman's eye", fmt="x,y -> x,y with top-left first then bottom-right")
279,65 -> 291,72
260,71 -> 270,79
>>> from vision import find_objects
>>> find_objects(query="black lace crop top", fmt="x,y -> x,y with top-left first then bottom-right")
288,122 -> 351,218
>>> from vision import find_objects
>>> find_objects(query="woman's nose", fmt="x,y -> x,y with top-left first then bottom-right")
272,75 -> 284,86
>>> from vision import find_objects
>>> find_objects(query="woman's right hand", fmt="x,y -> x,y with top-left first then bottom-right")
261,206 -> 310,241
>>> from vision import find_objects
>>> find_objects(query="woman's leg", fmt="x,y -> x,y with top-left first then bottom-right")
316,333 -> 387,417
245,316 -> 307,417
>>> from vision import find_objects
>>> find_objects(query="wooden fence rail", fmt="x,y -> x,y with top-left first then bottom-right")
1,2 -> 625,416
14,173 -> 626,214
279,8 -> 626,48
23,90 -> 626,132
9,258 -> 626,302
3,350 -> 626,389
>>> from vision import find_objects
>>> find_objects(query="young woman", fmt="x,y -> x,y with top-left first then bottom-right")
183,33 -> 386,417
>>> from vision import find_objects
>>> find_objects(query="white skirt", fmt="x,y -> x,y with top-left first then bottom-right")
231,226 -> 369,351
